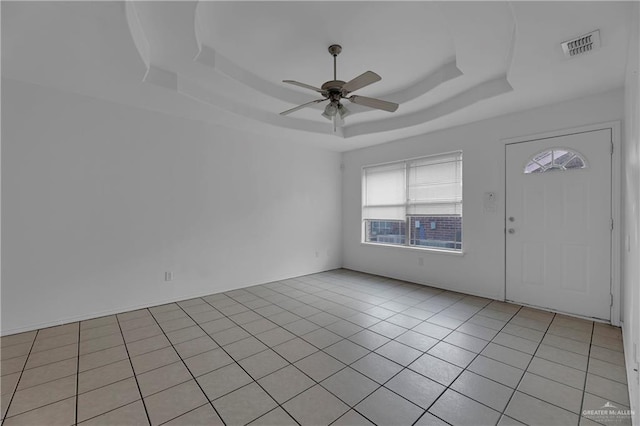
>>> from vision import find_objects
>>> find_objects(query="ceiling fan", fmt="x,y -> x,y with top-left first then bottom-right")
280,44 -> 399,130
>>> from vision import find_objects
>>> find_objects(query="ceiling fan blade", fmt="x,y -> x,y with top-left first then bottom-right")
348,95 -> 399,112
283,80 -> 326,93
280,98 -> 328,116
341,71 -> 381,93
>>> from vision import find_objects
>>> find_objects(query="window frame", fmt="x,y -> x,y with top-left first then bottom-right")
361,151 -> 463,254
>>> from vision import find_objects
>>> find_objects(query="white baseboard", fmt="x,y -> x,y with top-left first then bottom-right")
1,266 -> 341,337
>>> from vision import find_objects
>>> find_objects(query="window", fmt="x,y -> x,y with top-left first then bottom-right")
524,148 -> 587,174
362,151 -> 462,251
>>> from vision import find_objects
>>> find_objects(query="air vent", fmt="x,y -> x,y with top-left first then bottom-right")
561,30 -> 600,57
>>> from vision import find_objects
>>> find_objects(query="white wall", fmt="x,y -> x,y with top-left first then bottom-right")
1,78 -> 342,335
622,0 -> 640,416
342,89 -> 624,301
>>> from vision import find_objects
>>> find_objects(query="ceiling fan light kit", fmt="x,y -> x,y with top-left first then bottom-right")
280,44 -> 399,131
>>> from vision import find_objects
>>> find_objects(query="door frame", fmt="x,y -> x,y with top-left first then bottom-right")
501,121 -> 621,325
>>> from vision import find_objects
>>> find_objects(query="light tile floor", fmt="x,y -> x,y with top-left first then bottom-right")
0,269 -> 630,426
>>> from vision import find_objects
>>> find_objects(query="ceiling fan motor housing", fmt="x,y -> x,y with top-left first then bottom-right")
321,80 -> 347,100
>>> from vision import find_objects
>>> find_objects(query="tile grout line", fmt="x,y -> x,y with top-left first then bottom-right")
323,274 -> 493,422
228,282 -> 445,423
302,293 -> 504,424
159,300 -> 307,396
409,304 -> 524,426
252,273 -> 591,422
578,321 -> 596,424
145,306 -> 230,426
173,299 -> 349,426
10,333 -> 185,396
16,321 -> 135,356
73,400 -> 147,426
4,371 -> 77,395
1,329 -> 39,423
0,339 -> 36,351
186,312 -> 305,424
114,312 -> 153,426
2,395 -> 77,424
203,287 -> 375,410
200,289 -> 423,423
74,341 -> 122,358
246,275 -> 514,424
515,321 -> 604,418
1,342 -> 78,366
241,339 -> 375,423
497,310 -> 558,424
211,284 -> 599,426
345,323 -> 479,424
282,273 -> 602,422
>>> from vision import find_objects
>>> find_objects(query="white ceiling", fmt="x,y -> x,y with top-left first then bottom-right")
1,1 -> 633,152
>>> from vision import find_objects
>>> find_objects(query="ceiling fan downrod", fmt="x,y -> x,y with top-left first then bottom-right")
328,44 -> 342,81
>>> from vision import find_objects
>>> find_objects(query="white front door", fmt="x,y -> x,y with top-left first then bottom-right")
505,129 -> 612,320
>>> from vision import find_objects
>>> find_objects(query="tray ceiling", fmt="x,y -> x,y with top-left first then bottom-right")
1,1 -> 633,151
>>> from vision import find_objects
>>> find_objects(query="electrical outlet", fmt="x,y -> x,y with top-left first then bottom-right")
165,271 -> 173,281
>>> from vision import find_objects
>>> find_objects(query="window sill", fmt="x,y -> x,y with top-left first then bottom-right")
360,242 -> 465,256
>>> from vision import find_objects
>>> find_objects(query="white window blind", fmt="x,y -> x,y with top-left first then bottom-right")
362,151 -> 462,220
407,152 -> 462,215
362,162 -> 406,220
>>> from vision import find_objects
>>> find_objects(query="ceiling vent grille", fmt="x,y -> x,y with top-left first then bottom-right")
561,30 -> 600,58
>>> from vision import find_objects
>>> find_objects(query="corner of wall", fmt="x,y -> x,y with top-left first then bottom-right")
622,0 -> 640,417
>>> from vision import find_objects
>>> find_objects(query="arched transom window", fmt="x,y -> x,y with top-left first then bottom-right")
524,148 -> 587,174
